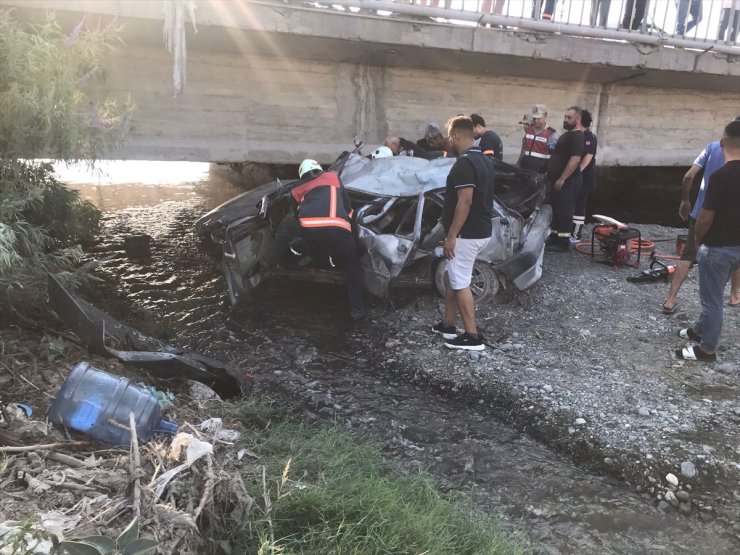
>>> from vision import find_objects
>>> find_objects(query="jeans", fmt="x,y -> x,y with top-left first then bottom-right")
302,227 -> 364,312
718,8 -> 740,41
693,245 -> 740,352
676,0 -> 702,35
550,172 -> 580,244
622,0 -> 646,30
590,0 -> 611,26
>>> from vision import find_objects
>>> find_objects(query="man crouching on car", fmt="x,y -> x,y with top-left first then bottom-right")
432,116 -> 495,351
286,159 -> 365,320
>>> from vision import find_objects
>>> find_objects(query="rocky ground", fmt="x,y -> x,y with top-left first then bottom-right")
373,223 -> 739,533
13,172 -> 736,552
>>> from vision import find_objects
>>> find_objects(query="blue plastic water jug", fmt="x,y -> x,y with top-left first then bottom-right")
49,361 -> 177,446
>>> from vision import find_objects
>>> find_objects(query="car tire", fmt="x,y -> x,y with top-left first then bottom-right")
433,260 -> 500,305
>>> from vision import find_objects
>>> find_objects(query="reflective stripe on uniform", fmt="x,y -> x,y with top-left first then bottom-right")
299,217 -> 352,231
533,136 -> 548,143
525,151 -> 551,159
329,186 -> 336,218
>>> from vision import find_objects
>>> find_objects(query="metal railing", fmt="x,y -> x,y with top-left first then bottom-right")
302,1 -> 740,55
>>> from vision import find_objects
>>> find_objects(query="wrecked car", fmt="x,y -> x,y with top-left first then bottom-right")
195,150 -> 552,305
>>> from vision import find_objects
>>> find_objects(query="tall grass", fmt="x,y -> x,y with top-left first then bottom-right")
230,400 -> 530,555
0,160 -> 100,322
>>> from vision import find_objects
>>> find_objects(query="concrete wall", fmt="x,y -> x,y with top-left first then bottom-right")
9,0 -> 740,165
92,45 -> 739,166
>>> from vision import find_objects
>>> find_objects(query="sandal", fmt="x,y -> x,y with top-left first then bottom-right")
678,328 -> 702,342
662,301 -> 678,314
675,346 -> 716,362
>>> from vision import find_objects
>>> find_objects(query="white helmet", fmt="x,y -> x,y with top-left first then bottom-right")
298,159 -> 322,179
371,146 -> 393,159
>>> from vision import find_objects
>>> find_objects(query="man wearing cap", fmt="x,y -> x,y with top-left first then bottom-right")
518,105 -> 559,174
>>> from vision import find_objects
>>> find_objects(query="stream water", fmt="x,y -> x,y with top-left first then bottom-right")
63,162 -> 736,554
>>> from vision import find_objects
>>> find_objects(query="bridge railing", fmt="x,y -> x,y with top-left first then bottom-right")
298,1 -> 739,55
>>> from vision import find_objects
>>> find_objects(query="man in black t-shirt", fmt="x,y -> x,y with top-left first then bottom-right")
676,120 -> 740,362
470,113 -> 504,161
546,106 -> 585,251
571,109 -> 598,242
432,116 -> 494,352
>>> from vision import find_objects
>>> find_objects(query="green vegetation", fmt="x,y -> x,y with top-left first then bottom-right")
225,400 -> 529,555
0,9 -> 130,160
0,9 -> 132,322
0,160 -> 101,320
61,516 -> 159,555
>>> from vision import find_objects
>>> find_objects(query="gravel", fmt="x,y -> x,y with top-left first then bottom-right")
373,223 -> 740,528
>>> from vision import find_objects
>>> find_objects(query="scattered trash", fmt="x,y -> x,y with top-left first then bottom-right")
154,432 -> 213,498
48,274 -> 252,397
48,362 -> 177,447
187,380 -> 222,402
200,418 -> 240,442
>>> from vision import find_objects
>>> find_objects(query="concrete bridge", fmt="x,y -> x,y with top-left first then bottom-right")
8,0 -> 740,166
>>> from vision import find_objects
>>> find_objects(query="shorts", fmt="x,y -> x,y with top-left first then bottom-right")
681,218 -> 698,262
444,237 -> 491,290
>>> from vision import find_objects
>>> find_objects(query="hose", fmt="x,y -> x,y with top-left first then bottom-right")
573,235 -> 682,261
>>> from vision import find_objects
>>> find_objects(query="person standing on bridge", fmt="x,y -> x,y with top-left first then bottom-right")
432,116 -> 494,351
470,113 -> 504,161
621,0 -> 646,30
518,105 -> 559,174
590,0 -> 611,27
545,106 -> 585,253
532,0 -> 557,21
676,119 -> 740,362
718,0 -> 740,41
481,1 -> 506,16
675,0 -> 703,36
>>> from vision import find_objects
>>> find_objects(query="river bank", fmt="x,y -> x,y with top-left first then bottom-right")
51,169 -> 739,552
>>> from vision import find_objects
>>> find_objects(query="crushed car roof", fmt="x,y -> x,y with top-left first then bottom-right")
341,154 -> 456,198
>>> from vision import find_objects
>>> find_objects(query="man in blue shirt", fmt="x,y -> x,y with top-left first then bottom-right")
663,121 -> 740,313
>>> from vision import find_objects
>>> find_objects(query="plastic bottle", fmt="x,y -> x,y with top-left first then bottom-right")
49,362 -> 178,446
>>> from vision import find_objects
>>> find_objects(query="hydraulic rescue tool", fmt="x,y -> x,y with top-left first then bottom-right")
627,258 -> 676,283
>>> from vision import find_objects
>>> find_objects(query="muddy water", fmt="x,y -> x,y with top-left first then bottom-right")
65,165 -> 736,554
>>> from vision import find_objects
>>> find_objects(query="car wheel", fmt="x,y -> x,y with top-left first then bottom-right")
433,260 -> 500,305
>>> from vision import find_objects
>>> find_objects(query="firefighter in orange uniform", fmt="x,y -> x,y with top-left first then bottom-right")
290,159 -> 364,319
